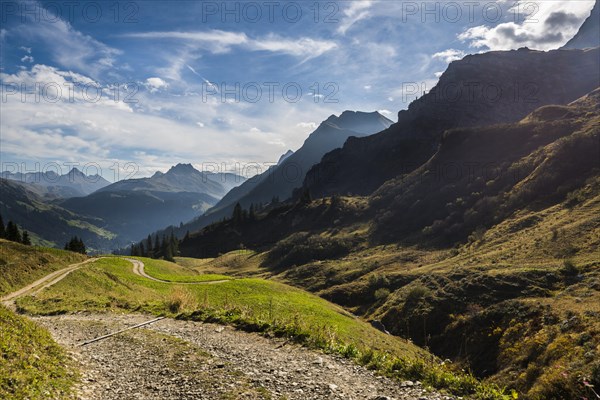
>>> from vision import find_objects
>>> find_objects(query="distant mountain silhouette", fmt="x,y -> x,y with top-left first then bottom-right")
58,164 -> 245,248
1,168 -> 110,198
97,163 -> 244,198
562,0 -> 599,49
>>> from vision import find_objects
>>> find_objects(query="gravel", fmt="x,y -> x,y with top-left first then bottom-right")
34,313 -> 456,400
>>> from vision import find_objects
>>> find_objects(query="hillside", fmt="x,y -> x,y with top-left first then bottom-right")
303,47 -> 600,198
0,179 -> 117,251
0,250 -> 502,400
142,111 -> 392,245
173,88 -> 600,398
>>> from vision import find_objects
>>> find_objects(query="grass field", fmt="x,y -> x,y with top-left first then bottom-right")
16,257 -> 424,359
136,257 -> 232,282
0,239 -> 87,296
0,305 -> 77,399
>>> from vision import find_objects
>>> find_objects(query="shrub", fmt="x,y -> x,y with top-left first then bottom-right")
374,288 -> 391,302
561,259 -> 579,276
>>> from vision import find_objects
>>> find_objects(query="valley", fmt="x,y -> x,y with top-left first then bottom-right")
1,1 -> 599,399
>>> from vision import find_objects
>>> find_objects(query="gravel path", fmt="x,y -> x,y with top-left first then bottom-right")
34,313 -> 455,400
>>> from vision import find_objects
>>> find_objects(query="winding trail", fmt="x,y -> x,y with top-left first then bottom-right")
1,258 -> 98,308
3,257 -> 452,399
125,257 -> 231,284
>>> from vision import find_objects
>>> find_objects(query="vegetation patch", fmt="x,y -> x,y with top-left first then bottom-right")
0,239 -> 86,296
0,305 -> 77,399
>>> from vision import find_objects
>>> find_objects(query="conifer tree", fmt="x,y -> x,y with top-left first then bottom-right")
0,214 -> 5,239
232,202 -> 243,224
6,221 -> 22,243
146,234 -> 153,256
21,231 -> 32,246
154,235 -> 161,258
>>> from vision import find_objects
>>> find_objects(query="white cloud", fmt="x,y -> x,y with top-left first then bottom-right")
378,109 -> 392,116
124,29 -> 336,61
432,49 -> 465,63
145,77 -> 168,92
20,55 -> 34,63
20,46 -> 32,53
124,30 -> 247,54
337,0 -> 374,35
196,122 -> 205,128
363,85 -> 372,90
458,1 -> 595,51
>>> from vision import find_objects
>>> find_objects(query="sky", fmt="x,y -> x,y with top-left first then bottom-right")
0,0 -> 595,180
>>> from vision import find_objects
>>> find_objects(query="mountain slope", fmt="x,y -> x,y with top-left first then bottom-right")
179,87 -> 600,256
303,47 -> 600,198
562,0 -> 599,49
175,89 -> 600,399
1,168 -> 110,198
151,111 -> 392,241
0,178 -> 116,250
219,111 -> 392,208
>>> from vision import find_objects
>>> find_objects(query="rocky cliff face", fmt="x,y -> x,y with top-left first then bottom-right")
303,47 -> 600,198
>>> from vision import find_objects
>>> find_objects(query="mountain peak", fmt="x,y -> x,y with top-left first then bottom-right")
67,167 -> 85,176
167,163 -> 198,174
277,150 -> 294,165
321,110 -> 392,135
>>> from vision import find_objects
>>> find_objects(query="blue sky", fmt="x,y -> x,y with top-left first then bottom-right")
0,0 -> 595,180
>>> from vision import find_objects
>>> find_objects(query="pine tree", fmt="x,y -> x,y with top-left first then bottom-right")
146,234 -> 153,257
183,230 -> 190,241
21,231 -> 32,246
6,221 -> 22,243
249,204 -> 256,221
299,188 -> 311,205
232,202 -> 243,224
65,236 -> 86,254
78,237 -> 86,254
0,214 -> 5,239
139,242 -> 145,257
154,235 -> 161,259
169,231 -> 179,257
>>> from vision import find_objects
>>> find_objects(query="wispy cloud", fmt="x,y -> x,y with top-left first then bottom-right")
11,1 -> 121,78
124,29 -> 336,60
337,0 -> 374,35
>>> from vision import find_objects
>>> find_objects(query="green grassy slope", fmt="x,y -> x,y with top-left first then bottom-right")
0,239 -> 87,296
16,256 -> 520,398
0,305 -> 77,399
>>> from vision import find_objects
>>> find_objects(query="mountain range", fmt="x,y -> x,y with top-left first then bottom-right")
0,164 -> 246,251
1,168 -> 110,199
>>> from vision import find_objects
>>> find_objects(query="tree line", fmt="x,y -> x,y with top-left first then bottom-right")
0,214 -> 31,245
131,231 -> 180,262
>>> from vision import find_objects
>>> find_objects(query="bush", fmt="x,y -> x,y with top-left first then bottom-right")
561,259 -> 579,276
265,232 -> 352,270
374,288 -> 391,302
